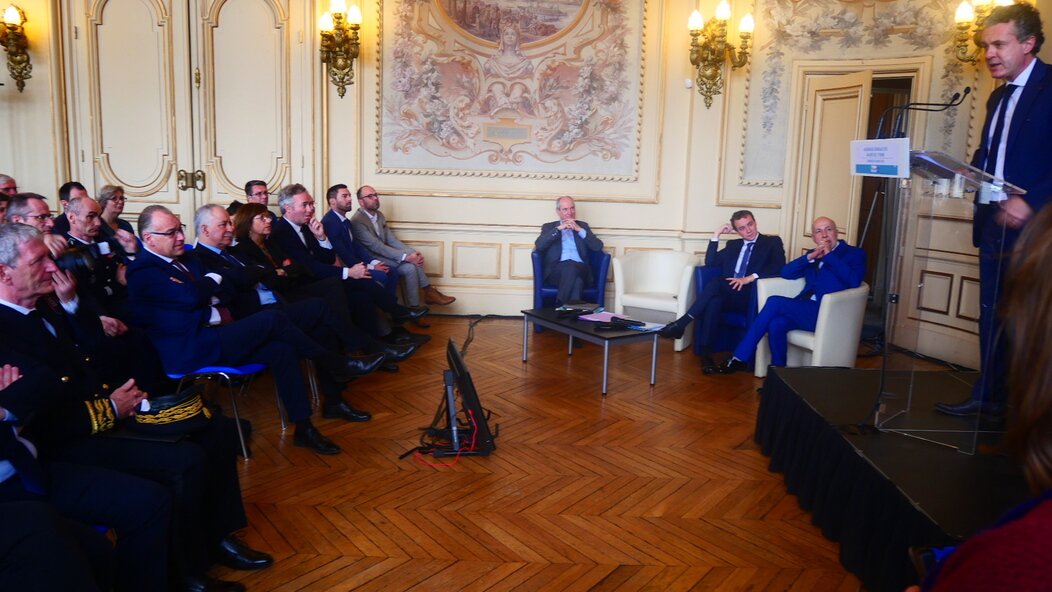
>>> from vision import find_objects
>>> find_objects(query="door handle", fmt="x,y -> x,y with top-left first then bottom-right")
193,170 -> 206,191
177,169 -> 191,191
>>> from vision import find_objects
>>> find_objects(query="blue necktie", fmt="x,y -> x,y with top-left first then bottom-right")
985,84 -> 1017,175
735,242 -> 754,278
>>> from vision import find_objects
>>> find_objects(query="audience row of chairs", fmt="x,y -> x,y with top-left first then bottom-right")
533,249 -> 869,376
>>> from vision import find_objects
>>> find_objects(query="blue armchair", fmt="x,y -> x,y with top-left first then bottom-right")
692,266 -> 758,357
531,250 -> 611,331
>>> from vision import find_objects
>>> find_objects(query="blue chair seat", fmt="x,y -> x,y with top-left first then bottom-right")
167,364 -> 267,460
531,249 -> 611,332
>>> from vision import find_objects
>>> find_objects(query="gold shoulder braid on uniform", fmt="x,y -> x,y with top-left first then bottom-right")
85,398 -> 117,433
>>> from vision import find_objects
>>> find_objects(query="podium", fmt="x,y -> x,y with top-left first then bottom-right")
867,150 -> 1024,454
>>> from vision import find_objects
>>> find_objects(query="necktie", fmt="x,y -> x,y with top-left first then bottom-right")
221,250 -> 243,267
735,242 -> 754,278
985,84 -> 1018,175
300,225 -> 315,254
172,259 -> 193,278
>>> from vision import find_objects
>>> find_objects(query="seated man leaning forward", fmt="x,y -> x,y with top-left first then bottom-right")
534,195 -> 605,305
658,209 -> 786,366
709,216 -> 865,375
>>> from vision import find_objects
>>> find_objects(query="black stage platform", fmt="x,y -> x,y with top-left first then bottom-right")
755,367 -> 1030,592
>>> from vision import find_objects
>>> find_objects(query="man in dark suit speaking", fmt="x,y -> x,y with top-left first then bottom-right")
937,3 -> 1052,417
534,196 -> 605,305
713,217 -> 865,375
658,210 -> 785,365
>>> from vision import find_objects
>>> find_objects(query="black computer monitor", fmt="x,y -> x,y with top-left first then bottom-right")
443,339 -> 496,456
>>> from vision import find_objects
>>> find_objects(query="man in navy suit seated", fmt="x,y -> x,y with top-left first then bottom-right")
534,196 -> 605,305
322,184 -> 399,296
658,210 -> 785,366
712,217 -> 865,375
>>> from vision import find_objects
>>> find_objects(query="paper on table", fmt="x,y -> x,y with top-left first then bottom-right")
577,311 -> 665,331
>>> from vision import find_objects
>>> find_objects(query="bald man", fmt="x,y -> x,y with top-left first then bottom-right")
711,217 -> 866,374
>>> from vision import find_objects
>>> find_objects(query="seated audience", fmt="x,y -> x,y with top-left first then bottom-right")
711,217 -> 865,375
270,183 -> 430,344
915,205 -> 1052,590
127,205 -> 379,455
533,195 -> 604,305
0,174 -> 17,197
96,184 -> 138,260
6,192 -> 68,257
63,196 -> 134,322
658,210 -> 786,366
322,183 -> 399,296
228,179 -> 272,215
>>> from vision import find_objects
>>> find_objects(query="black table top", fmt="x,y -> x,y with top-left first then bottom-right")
522,308 -> 659,341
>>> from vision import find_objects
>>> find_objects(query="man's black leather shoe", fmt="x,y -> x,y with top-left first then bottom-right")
293,425 -> 341,455
215,535 -> 273,571
184,575 -> 246,592
385,327 -> 432,346
706,358 -> 747,375
322,401 -> 371,422
393,305 -> 429,323
658,317 -> 689,340
935,399 -> 1005,417
326,352 -> 385,383
372,341 -> 419,362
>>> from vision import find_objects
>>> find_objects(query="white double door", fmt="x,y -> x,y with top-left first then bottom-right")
61,0 -> 317,229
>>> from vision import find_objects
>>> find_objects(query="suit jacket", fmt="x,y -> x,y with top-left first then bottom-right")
230,237 -> 315,294
190,245 -> 274,320
63,233 -> 127,318
321,210 -> 376,267
705,234 -> 786,279
781,240 -> 866,303
125,249 -> 227,373
534,220 -> 604,283
972,58 -> 1052,246
349,209 -> 413,268
270,217 -> 343,280
0,304 -> 119,444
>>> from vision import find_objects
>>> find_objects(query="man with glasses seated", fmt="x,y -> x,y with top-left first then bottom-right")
228,179 -> 273,215
5,193 -> 68,258
127,205 -> 383,455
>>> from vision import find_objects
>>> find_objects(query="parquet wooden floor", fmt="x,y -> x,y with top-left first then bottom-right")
213,316 -> 861,591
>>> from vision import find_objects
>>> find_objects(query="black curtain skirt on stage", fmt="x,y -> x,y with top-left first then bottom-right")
754,367 -> 1029,592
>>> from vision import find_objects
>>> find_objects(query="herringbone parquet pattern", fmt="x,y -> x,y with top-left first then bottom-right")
215,317 -> 860,591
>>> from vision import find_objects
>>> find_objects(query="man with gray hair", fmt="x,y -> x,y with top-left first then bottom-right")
534,195 -> 605,305
6,193 -> 68,257
0,174 -> 17,197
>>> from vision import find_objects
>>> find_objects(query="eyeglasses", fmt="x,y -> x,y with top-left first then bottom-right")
251,191 -> 270,197
0,186 -> 17,194
109,197 -> 126,202
148,224 -> 186,237
359,193 -> 379,199
23,213 -> 53,221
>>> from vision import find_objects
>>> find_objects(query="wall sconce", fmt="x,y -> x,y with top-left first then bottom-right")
319,0 -> 361,99
954,0 -> 1015,64
0,4 -> 31,92
688,1 -> 753,109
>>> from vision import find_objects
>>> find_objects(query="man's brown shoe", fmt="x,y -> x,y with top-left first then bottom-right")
423,285 -> 455,305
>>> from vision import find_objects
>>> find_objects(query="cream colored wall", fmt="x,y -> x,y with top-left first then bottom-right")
0,0 -> 66,202
0,1 -> 994,319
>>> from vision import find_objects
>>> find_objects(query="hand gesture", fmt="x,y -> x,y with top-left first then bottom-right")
0,364 -> 22,390
715,223 -> 734,237
346,262 -> 370,279
725,275 -> 755,291
52,268 -> 78,303
43,234 -> 68,258
997,195 -> 1033,229
307,217 -> 326,241
109,378 -> 147,419
809,243 -> 831,261
374,261 -> 391,273
113,229 -> 139,254
405,252 -> 425,267
99,315 -> 128,337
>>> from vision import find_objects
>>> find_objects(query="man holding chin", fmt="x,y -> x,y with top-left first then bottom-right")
711,217 -> 865,375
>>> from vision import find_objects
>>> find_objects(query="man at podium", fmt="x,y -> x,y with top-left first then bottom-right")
937,3 -> 1052,417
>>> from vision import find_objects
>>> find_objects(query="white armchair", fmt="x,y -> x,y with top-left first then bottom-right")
613,250 -> 700,351
752,279 -> 870,377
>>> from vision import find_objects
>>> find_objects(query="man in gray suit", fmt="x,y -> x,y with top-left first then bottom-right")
350,185 -> 455,307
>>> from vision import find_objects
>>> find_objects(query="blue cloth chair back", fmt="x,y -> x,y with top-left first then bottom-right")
531,249 -> 610,332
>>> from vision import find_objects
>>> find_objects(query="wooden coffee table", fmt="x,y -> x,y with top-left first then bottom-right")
521,308 -> 659,396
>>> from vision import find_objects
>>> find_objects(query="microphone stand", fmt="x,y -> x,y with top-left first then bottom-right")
845,89 -> 970,435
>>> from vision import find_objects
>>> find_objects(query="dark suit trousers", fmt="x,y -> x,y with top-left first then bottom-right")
732,296 -> 819,366
0,461 -> 171,592
973,220 -> 1019,404
0,500 -> 109,592
687,280 -> 752,352
50,415 -> 247,580
213,308 -> 330,422
546,260 -> 589,304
